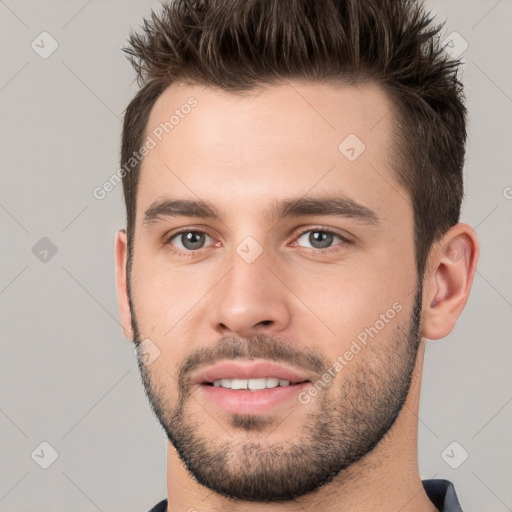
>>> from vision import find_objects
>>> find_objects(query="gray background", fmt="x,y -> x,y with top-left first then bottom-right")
0,1 -> 511,511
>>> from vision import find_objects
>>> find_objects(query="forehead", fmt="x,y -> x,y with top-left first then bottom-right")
137,80 -> 408,222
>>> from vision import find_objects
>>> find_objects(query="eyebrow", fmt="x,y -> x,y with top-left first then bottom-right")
143,194 -> 379,226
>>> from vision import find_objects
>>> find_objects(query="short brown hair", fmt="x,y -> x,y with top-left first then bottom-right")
121,0 -> 466,277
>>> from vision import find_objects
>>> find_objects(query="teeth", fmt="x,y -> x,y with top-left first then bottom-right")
211,378 -> 292,390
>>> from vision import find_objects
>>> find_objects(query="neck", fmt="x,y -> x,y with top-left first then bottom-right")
165,340 -> 437,512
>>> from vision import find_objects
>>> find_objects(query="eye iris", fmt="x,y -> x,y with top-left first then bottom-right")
309,231 -> 333,249
182,231 -> 204,250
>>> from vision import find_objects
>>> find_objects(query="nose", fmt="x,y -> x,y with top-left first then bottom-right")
210,246 -> 292,338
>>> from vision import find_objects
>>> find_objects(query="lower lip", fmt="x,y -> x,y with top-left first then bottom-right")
199,382 -> 311,415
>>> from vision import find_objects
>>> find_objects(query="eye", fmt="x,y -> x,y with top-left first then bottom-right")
168,230 -> 215,251
295,229 -> 346,250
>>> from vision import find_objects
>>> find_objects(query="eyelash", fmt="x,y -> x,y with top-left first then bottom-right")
164,227 -> 351,258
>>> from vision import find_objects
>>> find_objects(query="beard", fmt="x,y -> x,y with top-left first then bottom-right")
129,281 -> 423,503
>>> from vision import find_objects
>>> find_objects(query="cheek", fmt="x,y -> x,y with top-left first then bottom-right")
130,254 -> 221,347
288,258 -> 414,350
130,261 -> 185,338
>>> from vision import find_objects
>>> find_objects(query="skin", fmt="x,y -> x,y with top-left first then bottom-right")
115,80 -> 479,512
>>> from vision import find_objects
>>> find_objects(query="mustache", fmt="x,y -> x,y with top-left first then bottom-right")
178,334 -> 328,385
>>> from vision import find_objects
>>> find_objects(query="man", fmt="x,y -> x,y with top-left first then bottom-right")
114,0 -> 479,510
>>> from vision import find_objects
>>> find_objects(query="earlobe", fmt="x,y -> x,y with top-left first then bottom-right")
421,223 -> 479,340
114,229 -> 134,341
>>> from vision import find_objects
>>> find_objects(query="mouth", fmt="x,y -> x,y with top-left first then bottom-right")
193,360 -> 312,386
193,360 -> 314,414
202,377 -> 310,391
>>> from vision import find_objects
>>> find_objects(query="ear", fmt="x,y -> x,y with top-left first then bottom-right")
114,229 -> 134,341
421,223 -> 479,340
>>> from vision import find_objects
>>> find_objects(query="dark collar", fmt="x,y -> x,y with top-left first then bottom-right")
422,479 -> 463,512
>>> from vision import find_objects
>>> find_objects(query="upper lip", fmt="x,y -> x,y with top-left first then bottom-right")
193,361 -> 312,385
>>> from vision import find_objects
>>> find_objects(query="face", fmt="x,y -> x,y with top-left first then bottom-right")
124,81 -> 422,501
